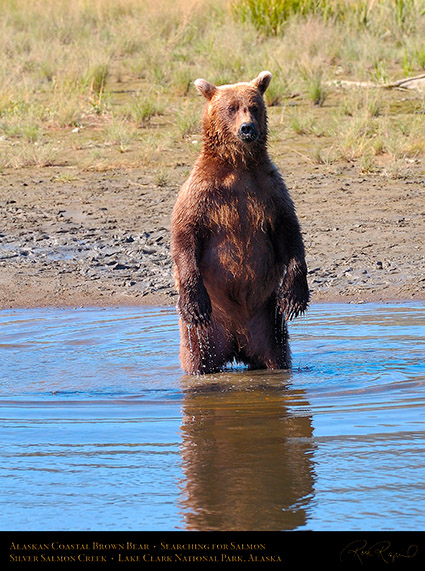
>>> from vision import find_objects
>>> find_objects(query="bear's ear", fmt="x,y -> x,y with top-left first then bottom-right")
194,78 -> 217,100
251,71 -> 272,94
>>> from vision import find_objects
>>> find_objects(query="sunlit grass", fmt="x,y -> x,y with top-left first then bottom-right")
0,0 -> 424,174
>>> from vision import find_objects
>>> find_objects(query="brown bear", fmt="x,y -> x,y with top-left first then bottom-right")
171,71 -> 309,374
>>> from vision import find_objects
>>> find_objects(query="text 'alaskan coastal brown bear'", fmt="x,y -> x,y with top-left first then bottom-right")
171,71 -> 309,374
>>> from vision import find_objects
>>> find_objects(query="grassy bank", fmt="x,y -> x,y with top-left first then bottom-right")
1,0 -> 425,176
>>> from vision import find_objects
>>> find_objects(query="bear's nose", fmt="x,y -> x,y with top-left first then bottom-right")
238,122 -> 258,142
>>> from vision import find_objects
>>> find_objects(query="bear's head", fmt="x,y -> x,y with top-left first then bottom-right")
194,71 -> 272,165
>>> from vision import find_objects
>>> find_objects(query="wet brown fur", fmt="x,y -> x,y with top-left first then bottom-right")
171,72 -> 309,374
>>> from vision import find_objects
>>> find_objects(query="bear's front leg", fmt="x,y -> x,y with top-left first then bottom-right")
171,198 -> 212,328
278,259 -> 309,321
177,278 -> 212,328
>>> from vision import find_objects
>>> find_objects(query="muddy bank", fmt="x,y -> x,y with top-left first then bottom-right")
0,160 -> 424,310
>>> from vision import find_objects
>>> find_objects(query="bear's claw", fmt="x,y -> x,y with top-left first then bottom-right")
278,268 -> 309,321
282,299 -> 308,321
177,285 -> 212,327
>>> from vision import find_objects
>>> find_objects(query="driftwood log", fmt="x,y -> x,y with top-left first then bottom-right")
329,74 -> 425,91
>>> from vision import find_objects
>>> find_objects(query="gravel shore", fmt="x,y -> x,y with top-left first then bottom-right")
1,159 -> 424,309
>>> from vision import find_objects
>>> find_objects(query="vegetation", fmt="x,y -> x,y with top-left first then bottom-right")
231,0 -> 425,36
0,0 -> 424,175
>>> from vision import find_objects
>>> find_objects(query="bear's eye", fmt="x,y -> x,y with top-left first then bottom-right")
228,104 -> 238,114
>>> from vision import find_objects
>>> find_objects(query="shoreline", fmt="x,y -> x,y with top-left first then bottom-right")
1,163 -> 424,311
2,290 -> 423,311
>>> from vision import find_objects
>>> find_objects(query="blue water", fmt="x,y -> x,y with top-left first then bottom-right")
0,303 -> 424,531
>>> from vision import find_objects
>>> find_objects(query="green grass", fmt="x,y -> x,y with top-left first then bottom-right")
231,0 -> 425,36
0,0 -> 424,174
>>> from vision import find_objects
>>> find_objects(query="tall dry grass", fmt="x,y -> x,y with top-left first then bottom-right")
0,0 -> 424,173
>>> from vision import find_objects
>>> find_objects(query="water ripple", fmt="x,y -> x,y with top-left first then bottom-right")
0,302 -> 424,531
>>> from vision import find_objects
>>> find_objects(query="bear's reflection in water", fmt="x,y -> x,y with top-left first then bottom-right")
178,370 -> 315,531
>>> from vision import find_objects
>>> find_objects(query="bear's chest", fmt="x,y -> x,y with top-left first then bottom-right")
201,190 -> 278,286
207,191 -> 274,237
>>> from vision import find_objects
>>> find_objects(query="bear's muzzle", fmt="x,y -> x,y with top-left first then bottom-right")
238,122 -> 258,143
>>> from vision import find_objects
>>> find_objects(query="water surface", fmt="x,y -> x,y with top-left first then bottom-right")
0,303 -> 424,531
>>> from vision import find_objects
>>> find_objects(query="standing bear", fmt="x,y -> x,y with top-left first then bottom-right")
171,71 -> 309,374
